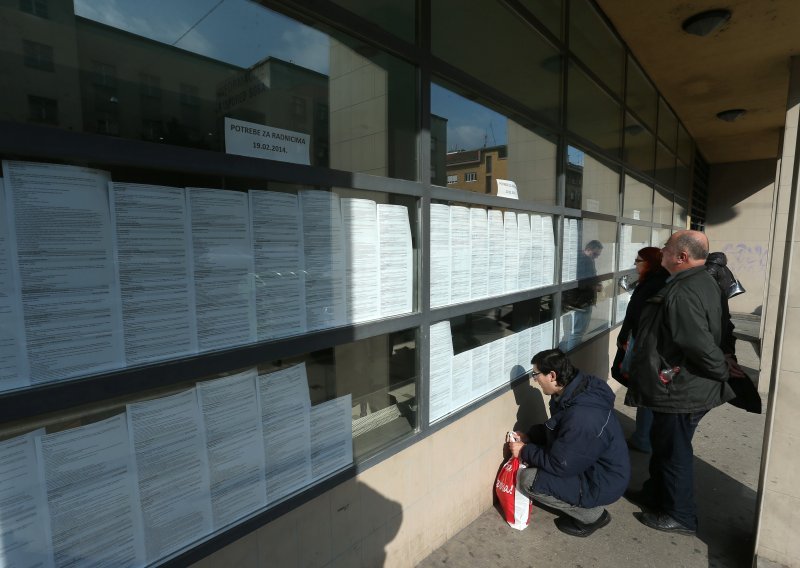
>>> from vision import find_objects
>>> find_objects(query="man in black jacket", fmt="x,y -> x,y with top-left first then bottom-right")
626,230 -> 735,535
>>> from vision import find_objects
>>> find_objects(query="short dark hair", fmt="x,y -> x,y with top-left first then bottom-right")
585,239 -> 603,251
531,348 -> 577,387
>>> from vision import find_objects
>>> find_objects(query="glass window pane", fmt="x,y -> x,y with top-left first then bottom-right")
675,161 -> 691,198
3,1 -> 418,179
519,0 -> 562,38
433,296 -> 555,420
626,56 -> 657,129
569,0 -> 624,95
432,83 -> 558,204
653,187 -> 673,225
329,0 -> 415,43
568,63 -> 622,156
565,146 -> 619,214
677,124 -> 693,164
658,98 -> 678,151
622,175 -> 653,221
623,113 -> 655,175
652,227 -> 671,249
674,196 -> 688,228
619,224 -> 651,270
655,142 -> 676,188
561,217 -> 616,283
560,276 -> 614,350
432,0 -> 561,123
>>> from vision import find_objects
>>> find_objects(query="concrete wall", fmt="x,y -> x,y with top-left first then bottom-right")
190,335 -> 618,568
705,159 -> 776,317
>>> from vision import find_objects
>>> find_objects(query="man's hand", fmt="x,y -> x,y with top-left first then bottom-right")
508,441 -> 525,458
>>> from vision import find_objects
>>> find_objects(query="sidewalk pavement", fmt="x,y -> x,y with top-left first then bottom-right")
418,341 -> 766,568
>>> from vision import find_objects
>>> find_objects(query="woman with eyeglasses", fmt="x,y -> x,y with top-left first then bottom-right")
614,246 -> 669,453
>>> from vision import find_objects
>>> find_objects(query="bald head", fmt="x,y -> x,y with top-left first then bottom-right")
661,230 -> 709,274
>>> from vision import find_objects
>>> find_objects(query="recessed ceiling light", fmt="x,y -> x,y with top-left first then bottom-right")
682,9 -> 731,36
716,108 -> 746,122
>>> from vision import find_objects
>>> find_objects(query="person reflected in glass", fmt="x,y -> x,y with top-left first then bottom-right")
615,247 -> 669,453
508,349 -> 630,537
560,240 -> 603,351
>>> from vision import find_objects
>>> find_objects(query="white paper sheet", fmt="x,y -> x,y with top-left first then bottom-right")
541,319 -> 554,350
341,198 -> 380,324
517,328 -> 532,373
299,190 -> 347,331
469,208 -> 489,300
39,415 -> 145,568
503,212 -> 519,293
530,324 -> 543,357
568,219 -> 579,281
197,369 -> 267,530
450,350 -> 473,411
430,204 -> 451,308
377,204 -> 413,317
0,430 -> 52,568
428,321 -> 453,422
487,210 -> 505,298
110,183 -> 196,365
449,206 -> 471,304
0,178 -> 27,391
542,216 -> 556,287
488,337 -> 506,390
530,214 -> 544,289
503,333 -> 520,381
127,390 -> 213,563
470,343 -> 490,401
187,187 -> 256,351
249,190 -> 305,340
517,213 -> 532,291
310,395 -> 353,481
258,364 -> 312,504
2,160 -> 123,385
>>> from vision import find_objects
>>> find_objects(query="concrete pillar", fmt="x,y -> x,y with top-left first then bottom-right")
753,55 -> 800,567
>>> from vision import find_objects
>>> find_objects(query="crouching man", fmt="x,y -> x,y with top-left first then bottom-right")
508,349 -> 630,537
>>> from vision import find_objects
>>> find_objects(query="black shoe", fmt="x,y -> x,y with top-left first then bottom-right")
554,510 -> 611,537
624,488 -> 657,510
635,512 -> 696,536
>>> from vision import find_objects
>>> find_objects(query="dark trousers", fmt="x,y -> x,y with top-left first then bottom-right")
641,410 -> 707,530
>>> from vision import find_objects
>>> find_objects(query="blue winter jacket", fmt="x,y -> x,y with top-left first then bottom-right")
520,371 -> 630,508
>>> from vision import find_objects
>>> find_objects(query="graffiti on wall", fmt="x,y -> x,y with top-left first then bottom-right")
721,243 -> 769,273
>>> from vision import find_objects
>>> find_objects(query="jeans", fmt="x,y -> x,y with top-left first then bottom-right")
517,467 -> 605,524
641,410 -> 708,530
629,407 -> 653,452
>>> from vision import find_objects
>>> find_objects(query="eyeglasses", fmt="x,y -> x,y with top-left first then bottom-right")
634,258 -> 644,264
530,370 -> 544,378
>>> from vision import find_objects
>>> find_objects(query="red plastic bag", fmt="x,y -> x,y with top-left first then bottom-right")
495,456 -> 532,530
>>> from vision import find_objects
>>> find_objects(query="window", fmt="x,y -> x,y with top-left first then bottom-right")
485,154 -> 493,173
27,95 -> 58,123
485,175 -> 492,193
139,73 -> 161,99
22,39 -> 53,71
566,146 -> 620,215
465,172 -> 477,182
92,62 -> 117,88
19,0 -> 48,18
447,174 -> 459,184
141,119 -> 164,141
292,96 -> 307,119
179,83 -> 199,107
97,117 -> 119,135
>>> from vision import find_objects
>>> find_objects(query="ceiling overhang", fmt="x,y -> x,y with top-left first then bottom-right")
595,0 -> 800,164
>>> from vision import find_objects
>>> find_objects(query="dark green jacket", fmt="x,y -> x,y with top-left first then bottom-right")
625,265 -> 735,413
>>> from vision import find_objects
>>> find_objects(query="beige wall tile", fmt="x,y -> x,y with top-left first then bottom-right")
771,370 -> 800,435
361,525 -> 388,568
758,489 -> 800,560
329,479 -> 362,558
357,476 -> 403,540
399,436 -> 431,507
256,509 -> 300,568
296,493 -> 333,568
329,542 -> 361,568
779,307 -> 800,372
763,430 -> 800,497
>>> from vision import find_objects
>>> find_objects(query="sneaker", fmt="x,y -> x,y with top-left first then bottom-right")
635,512 -> 696,536
554,510 -> 611,537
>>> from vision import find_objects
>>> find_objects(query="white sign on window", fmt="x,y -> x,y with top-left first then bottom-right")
496,178 -> 518,199
224,117 -> 310,165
